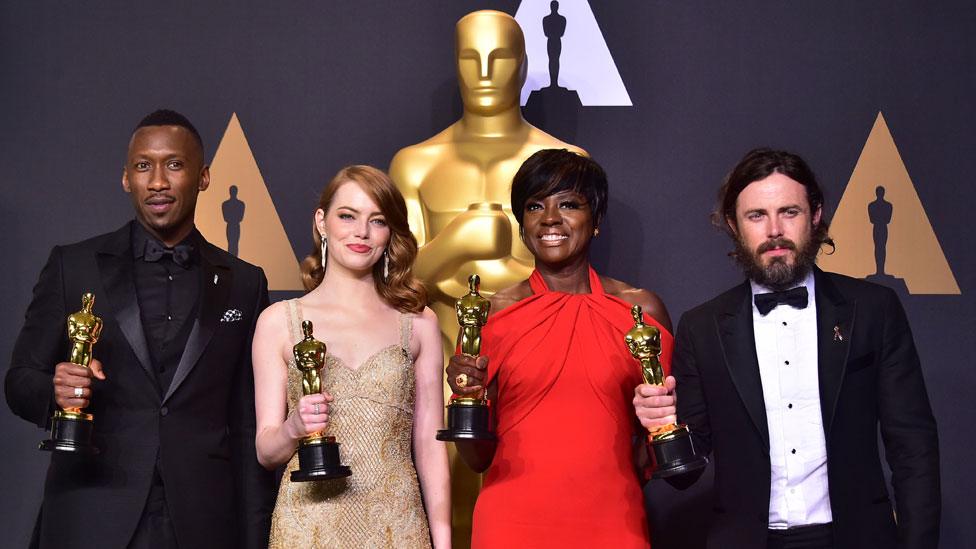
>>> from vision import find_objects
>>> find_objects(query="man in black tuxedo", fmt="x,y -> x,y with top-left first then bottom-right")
634,149 -> 940,548
5,110 -> 275,548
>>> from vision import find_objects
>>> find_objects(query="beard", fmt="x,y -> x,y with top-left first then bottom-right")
734,235 -> 820,291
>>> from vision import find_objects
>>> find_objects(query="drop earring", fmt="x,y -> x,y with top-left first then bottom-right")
383,250 -> 390,281
320,234 -> 327,265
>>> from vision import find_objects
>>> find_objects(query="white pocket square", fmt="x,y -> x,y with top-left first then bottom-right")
220,309 -> 243,323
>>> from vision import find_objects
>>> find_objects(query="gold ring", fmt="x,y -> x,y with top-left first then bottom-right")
74,387 -> 83,398
455,373 -> 468,388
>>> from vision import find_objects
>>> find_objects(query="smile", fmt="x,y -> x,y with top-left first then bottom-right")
540,234 -> 568,242
346,244 -> 372,253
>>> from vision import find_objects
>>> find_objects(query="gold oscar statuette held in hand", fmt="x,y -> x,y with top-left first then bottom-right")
289,320 -> 351,482
437,274 -> 496,442
625,305 -> 707,478
40,292 -> 103,454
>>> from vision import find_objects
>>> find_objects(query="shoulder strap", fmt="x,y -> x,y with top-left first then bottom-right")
398,313 -> 413,351
284,299 -> 305,344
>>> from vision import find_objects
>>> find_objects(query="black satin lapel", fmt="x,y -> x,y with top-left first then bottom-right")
717,293 -> 770,451
816,276 -> 855,438
96,252 -> 156,386
163,262 -> 232,403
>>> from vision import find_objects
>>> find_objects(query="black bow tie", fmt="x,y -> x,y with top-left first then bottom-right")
144,240 -> 194,269
754,286 -> 808,316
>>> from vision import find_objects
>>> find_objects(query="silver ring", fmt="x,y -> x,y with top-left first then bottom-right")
73,387 -> 83,398
314,403 -> 320,415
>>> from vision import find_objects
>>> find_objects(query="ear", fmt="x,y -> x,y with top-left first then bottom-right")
812,205 -> 823,227
198,165 -> 211,192
726,215 -> 738,236
314,208 -> 327,235
121,167 -> 131,193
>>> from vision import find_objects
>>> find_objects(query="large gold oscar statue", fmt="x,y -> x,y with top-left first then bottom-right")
389,9 -> 585,546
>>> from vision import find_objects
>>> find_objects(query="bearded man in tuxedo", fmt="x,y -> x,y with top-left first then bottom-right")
634,149 -> 940,549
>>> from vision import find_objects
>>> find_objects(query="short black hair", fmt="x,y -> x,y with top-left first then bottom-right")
511,149 -> 608,227
133,109 -> 204,157
714,148 -> 833,249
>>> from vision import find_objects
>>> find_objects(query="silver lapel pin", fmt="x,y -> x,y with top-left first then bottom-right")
833,325 -> 844,342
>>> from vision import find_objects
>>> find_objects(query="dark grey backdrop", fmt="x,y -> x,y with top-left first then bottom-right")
2,2 -> 972,548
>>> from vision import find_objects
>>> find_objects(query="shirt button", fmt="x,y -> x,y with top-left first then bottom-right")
791,448 -> 796,454
782,321 -> 788,326
784,360 -> 790,365
160,406 -> 169,416
788,403 -> 793,409
168,275 -> 173,281
167,315 -> 172,321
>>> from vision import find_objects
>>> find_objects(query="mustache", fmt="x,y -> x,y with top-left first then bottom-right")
756,238 -> 797,255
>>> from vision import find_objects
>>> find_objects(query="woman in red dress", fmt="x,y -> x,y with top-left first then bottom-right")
447,149 -> 677,548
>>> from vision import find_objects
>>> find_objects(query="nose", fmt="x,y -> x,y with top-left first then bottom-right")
148,165 -> 169,191
541,203 -> 561,226
479,52 -> 492,80
353,218 -> 370,239
766,216 -> 784,239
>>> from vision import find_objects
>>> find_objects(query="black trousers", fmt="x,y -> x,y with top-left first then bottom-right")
767,523 -> 834,549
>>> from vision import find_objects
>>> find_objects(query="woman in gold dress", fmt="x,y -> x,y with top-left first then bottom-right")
252,165 -> 451,548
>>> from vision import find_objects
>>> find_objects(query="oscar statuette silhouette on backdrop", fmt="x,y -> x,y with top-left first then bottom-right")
524,0 -> 583,141
865,185 -> 909,294
389,9 -> 586,546
221,184 -> 245,258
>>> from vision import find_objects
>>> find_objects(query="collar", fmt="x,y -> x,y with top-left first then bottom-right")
130,221 -> 202,262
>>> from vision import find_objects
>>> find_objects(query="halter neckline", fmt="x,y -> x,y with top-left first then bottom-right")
528,266 -> 604,296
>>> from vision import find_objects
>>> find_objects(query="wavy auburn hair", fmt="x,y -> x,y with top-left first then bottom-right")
299,165 -> 428,314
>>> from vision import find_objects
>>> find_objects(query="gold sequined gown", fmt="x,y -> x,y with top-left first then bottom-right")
269,300 -> 432,548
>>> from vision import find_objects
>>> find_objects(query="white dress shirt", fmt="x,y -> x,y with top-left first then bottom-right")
751,272 -> 833,529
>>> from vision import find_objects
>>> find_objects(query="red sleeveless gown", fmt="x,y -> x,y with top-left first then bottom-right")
470,267 -> 674,548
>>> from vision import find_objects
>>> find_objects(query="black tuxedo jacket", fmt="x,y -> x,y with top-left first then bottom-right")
671,268 -> 940,549
5,222 -> 275,549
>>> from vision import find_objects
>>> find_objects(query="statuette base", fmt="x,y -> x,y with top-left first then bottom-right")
290,436 -> 352,482
39,410 -> 99,454
437,399 -> 496,442
647,424 -> 707,479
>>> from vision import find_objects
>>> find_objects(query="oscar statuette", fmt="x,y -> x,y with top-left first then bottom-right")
290,320 -> 352,482
437,274 -> 496,442
40,292 -> 103,454
625,305 -> 707,478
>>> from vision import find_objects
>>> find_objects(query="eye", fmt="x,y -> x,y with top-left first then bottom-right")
489,48 -> 516,60
338,212 -> 354,220
559,200 -> 582,209
747,212 -> 764,221
135,161 -> 150,171
525,202 -> 542,212
783,208 -> 801,218
370,218 -> 388,227
166,160 -> 183,170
